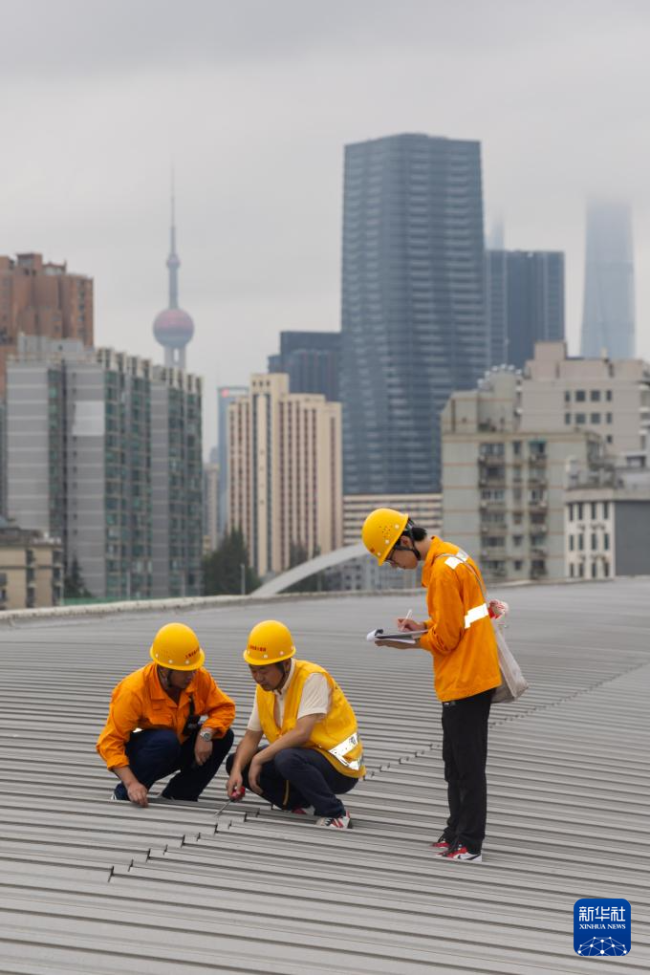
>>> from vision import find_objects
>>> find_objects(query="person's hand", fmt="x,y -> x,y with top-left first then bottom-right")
248,754 -> 263,795
396,617 -> 425,632
226,770 -> 244,798
126,781 -> 149,807
194,735 -> 213,767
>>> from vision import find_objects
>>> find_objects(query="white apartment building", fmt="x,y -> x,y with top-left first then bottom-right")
521,341 -> 650,455
442,369 -> 601,582
228,373 -> 342,577
343,493 -> 441,547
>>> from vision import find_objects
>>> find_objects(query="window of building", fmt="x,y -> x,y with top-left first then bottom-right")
576,390 -> 586,402
578,503 -> 584,520
591,502 -> 597,519
568,503 -> 574,522
576,413 -> 586,424
514,560 -> 523,571
603,561 -> 610,577
590,390 -> 601,402
604,533 -> 610,551
512,441 -> 522,455
565,413 -> 571,425
578,533 -> 584,551
513,535 -> 523,547
606,390 -> 613,401
606,435 -> 613,444
591,562 -> 598,579
578,562 -> 584,578
606,413 -> 613,424
569,535 -> 574,551
569,563 -> 575,578
590,413 -> 601,424
564,391 -> 571,403
603,502 -> 609,519
591,533 -> 598,550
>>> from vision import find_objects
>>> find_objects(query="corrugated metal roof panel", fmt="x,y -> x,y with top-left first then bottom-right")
0,578 -> 648,972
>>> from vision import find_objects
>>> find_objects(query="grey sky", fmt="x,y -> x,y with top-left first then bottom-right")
1,0 -> 649,454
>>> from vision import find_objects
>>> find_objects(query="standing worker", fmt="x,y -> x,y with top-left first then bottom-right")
362,508 -> 500,863
97,622 -> 235,806
226,620 -> 365,829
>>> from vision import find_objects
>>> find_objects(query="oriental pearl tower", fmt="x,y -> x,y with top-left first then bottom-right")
153,185 -> 194,369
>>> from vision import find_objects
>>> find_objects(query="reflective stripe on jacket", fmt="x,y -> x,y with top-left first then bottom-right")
418,538 -> 501,702
256,659 -> 365,779
96,662 -> 236,769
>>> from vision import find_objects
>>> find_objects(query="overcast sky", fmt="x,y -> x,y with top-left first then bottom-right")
1,0 -> 649,454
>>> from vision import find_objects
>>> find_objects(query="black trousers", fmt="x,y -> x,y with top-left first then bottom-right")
114,727 -> 234,801
226,747 -> 357,818
441,688 -> 494,853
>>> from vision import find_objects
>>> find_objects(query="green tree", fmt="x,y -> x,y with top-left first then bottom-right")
202,528 -> 260,595
64,557 -> 93,600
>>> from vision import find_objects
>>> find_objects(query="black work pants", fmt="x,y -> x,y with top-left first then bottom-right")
441,688 -> 494,853
226,747 -> 357,818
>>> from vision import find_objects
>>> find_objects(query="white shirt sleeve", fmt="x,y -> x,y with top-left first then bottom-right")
296,673 -> 330,719
246,697 -> 262,732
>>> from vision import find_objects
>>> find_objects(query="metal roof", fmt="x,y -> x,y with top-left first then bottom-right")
0,578 -> 648,973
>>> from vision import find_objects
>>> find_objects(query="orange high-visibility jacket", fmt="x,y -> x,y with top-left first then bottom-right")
256,660 -> 365,778
96,662 -> 236,769
418,537 -> 501,702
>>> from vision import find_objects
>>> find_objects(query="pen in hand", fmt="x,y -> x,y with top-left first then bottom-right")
398,608 -> 413,632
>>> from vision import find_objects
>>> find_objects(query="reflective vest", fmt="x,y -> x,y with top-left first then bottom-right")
256,659 -> 365,778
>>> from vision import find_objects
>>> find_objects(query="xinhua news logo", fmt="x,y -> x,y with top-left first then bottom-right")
574,898 -> 631,957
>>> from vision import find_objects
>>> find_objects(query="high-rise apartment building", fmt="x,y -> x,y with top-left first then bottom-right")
581,202 -> 635,359
341,133 -> 488,495
228,374 -> 342,577
486,250 -> 565,369
521,342 -> 650,456
268,331 -> 341,402
203,462 -> 220,553
0,253 -> 93,395
442,369 -> 602,583
217,385 -> 248,542
6,337 -> 202,600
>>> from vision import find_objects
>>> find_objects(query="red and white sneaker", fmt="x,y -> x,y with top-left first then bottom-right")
443,843 -> 482,863
431,834 -> 453,856
315,810 -> 352,829
291,805 -> 315,816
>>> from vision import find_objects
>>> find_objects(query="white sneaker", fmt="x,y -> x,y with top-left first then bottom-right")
315,810 -> 351,829
443,843 -> 482,863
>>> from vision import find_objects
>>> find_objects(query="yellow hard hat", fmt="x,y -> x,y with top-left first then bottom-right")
361,507 -> 409,565
243,620 -> 296,665
150,622 -> 205,670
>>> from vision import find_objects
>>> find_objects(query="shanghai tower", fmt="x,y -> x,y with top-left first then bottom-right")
341,133 -> 488,494
580,202 -> 635,359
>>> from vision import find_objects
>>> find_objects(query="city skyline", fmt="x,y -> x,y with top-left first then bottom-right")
1,1 -> 650,455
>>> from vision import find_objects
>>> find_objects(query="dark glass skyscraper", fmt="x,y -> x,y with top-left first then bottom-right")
486,250 -> 565,370
581,202 -> 635,359
341,133 -> 488,494
268,331 -> 341,401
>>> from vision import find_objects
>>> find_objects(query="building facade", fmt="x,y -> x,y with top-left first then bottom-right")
6,338 -> 202,600
341,133 -> 488,495
203,462 -> 220,553
0,252 -> 93,395
581,201 -> 635,359
268,331 -> 341,402
0,517 -> 63,610
343,492 -> 441,547
229,373 -> 342,577
521,342 -> 650,457
217,385 -> 248,542
442,369 -> 602,582
486,250 -> 565,369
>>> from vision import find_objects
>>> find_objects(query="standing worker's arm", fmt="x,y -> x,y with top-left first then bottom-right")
418,565 -> 466,656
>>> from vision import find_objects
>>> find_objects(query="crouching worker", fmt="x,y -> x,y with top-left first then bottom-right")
97,622 -> 235,806
226,620 -> 364,829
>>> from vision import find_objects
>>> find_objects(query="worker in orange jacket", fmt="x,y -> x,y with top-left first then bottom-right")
362,508 -> 500,863
226,620 -> 365,829
97,622 -> 235,806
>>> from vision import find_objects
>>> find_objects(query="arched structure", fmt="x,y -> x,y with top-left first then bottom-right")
253,542 -> 366,597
